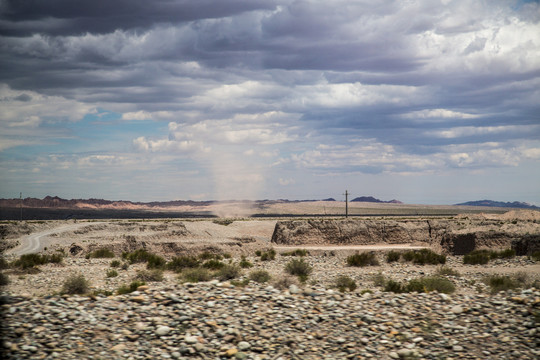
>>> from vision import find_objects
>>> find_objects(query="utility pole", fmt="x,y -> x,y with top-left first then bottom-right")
343,190 -> 349,218
20,192 -> 23,221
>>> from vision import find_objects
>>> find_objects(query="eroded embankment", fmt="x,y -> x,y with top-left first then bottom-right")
271,212 -> 540,255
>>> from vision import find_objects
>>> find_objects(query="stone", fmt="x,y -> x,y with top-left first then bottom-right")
156,325 -> 171,336
110,344 -> 127,352
225,348 -> 238,357
185,335 -> 198,344
237,341 -> 250,351
451,305 -> 463,314
289,284 -> 301,294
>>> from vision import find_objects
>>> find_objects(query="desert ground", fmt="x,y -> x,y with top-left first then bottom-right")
1,206 -> 539,359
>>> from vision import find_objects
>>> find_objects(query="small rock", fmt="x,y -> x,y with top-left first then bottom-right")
185,335 -> 198,344
110,344 -> 127,352
156,325 -> 171,336
226,348 -> 238,357
289,284 -> 301,294
237,341 -> 250,351
451,305 -> 463,314
452,345 -> 464,352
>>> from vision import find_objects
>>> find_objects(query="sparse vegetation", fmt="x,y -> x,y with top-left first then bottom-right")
285,258 -> 312,282
85,248 -> 115,259
436,266 -> 461,277
202,259 -> 226,270
198,251 -> 222,260
12,253 -> 63,270
135,269 -> 164,282
181,268 -> 212,283
62,274 -> 89,295
0,272 -> 9,286
383,276 -> 455,294
216,264 -> 242,281
117,280 -> 145,295
334,275 -> 357,292
213,218 -> 233,226
249,270 -> 271,283
110,260 -> 121,268
464,248 -> 516,265
372,272 -> 387,287
239,256 -> 253,268
167,256 -> 200,273
281,249 -> 309,257
531,251 -> 540,262
146,254 -> 166,270
106,269 -> 118,278
386,251 -> 401,263
464,250 -> 491,265
256,248 -> 276,261
272,275 -> 299,290
484,275 -> 520,294
347,252 -> 379,267
0,257 -> 9,270
401,249 -> 446,265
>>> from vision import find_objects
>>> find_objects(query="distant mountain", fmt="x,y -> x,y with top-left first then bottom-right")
456,200 -> 539,209
0,196 -> 214,209
350,196 -> 402,204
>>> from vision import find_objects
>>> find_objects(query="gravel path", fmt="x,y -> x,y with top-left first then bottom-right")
1,281 -> 539,359
6,223 -> 105,256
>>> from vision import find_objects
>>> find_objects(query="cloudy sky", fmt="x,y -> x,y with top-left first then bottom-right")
1,0 -> 539,204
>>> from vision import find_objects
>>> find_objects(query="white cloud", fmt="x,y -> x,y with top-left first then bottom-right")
279,178 -> 295,186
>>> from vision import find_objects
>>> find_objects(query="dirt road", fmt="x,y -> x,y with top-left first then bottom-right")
7,222 -> 104,256
273,244 -> 428,251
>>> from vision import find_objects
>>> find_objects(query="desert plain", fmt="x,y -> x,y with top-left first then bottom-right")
1,201 -> 539,359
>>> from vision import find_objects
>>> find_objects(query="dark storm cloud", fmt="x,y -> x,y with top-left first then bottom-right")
0,0 -> 278,36
1,0 -> 539,200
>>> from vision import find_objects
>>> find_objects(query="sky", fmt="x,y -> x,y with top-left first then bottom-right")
0,0 -> 539,205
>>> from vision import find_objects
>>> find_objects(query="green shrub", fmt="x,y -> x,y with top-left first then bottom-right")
117,280 -> 145,295
0,272 -> 9,286
121,262 -> 129,270
272,276 -> 298,290
167,256 -> 200,272
0,257 -> 9,270
198,251 -> 222,260
531,251 -> 540,262
372,272 -> 387,287
181,268 -> 213,283
382,276 -> 455,294
384,279 -> 405,293
281,249 -> 309,257
110,260 -> 121,268
386,251 -> 401,263
123,249 -> 155,264
436,266 -> 461,277
12,253 -> 63,269
146,254 -> 166,270
464,250 -> 491,265
285,258 -> 312,282
490,249 -> 516,259
213,219 -> 233,226
347,252 -> 379,267
135,269 -> 164,282
217,264 -> 242,281
249,270 -> 271,283
335,275 -> 357,292
202,259 -> 226,270
401,249 -> 446,265
106,269 -> 118,278
484,275 -> 520,294
86,248 -> 115,259
239,256 -> 253,268
407,276 -> 455,294
259,249 -> 276,261
62,274 -> 89,295
230,279 -> 250,287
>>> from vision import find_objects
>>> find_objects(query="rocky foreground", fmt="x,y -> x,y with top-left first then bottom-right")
2,281 -> 539,360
